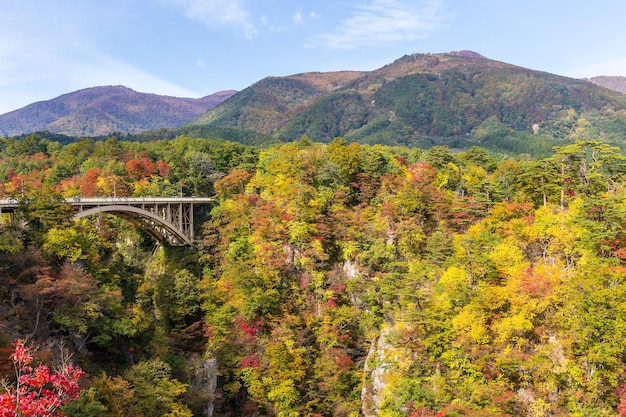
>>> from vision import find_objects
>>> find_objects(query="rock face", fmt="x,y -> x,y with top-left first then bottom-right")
188,356 -> 218,417
361,327 -> 393,417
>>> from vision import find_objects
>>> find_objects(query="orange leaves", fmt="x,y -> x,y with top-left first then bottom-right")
617,383 -> 626,416
407,162 -> 436,185
125,157 -> 155,181
614,247 -> 626,260
10,339 -> 32,364
155,159 -> 172,178
517,267 -> 554,299
214,169 -> 252,199
79,168 -> 102,197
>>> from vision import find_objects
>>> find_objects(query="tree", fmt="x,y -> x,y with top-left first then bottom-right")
551,140 -> 626,207
125,359 -> 191,417
79,169 -> 102,198
0,225 -> 23,254
125,157 -> 155,181
214,169 -> 252,199
517,159 -> 560,207
0,340 -> 83,417
43,225 -> 100,263
185,151 -> 225,196
18,186 -> 74,245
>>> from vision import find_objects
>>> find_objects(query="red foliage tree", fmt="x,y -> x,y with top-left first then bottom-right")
155,160 -> 172,178
214,169 -> 252,199
408,162 -> 436,185
0,340 -> 83,417
79,168 -> 102,197
125,158 -> 155,181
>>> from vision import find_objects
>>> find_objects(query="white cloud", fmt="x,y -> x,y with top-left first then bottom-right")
68,53 -> 202,98
307,0 -> 448,49
169,0 -> 257,37
294,10 -> 320,24
293,10 -> 321,25
260,16 -> 286,33
0,32 -> 199,113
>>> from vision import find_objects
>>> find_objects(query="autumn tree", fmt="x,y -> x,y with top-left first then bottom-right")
0,340 -> 83,417
18,186 -> 74,246
125,157 -> 155,181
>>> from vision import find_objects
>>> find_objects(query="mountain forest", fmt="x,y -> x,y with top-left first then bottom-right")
1,121 -> 626,417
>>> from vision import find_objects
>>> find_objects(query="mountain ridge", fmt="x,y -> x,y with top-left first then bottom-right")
187,51 -> 626,150
4,51 -> 626,151
0,86 -> 236,137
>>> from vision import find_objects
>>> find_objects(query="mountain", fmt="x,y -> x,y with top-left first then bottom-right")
0,86 -> 236,137
190,71 -> 365,131
586,75 -> 626,93
6,52 -> 626,155
189,51 -> 626,152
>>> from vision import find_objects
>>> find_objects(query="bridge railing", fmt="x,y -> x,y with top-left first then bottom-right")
67,197 -> 215,203
0,196 -> 215,207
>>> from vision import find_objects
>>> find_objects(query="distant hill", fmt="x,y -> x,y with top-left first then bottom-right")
587,76 -> 626,94
0,86 -> 236,137
188,51 -> 626,153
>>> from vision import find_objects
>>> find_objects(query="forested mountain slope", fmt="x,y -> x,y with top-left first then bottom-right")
2,133 -> 626,416
4,51 -> 626,157
190,71 -> 365,132
190,51 -> 626,153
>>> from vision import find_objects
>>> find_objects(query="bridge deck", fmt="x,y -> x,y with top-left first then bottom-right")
0,197 -> 215,246
0,197 -> 215,213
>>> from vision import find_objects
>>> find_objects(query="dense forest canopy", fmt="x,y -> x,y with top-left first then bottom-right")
2,132 -> 626,416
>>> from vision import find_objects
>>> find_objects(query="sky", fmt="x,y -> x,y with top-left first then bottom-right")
1,0 -> 626,114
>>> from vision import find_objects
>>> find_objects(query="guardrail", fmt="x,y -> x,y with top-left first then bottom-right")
0,197 -> 216,217
0,196 -> 215,206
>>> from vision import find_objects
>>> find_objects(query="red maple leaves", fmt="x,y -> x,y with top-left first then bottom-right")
0,340 -> 83,417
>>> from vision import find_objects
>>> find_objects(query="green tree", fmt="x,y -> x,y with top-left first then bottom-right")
18,186 -> 73,245
125,359 -> 192,417
43,224 -> 100,263
552,140 -> 626,207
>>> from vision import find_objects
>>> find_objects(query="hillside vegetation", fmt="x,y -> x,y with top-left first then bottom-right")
190,51 -> 626,155
192,72 -> 364,132
2,132 -> 626,416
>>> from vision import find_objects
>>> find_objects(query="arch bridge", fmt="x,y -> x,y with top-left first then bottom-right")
0,197 -> 215,247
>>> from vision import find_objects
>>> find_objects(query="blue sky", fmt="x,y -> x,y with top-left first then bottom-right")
1,0 -> 626,114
